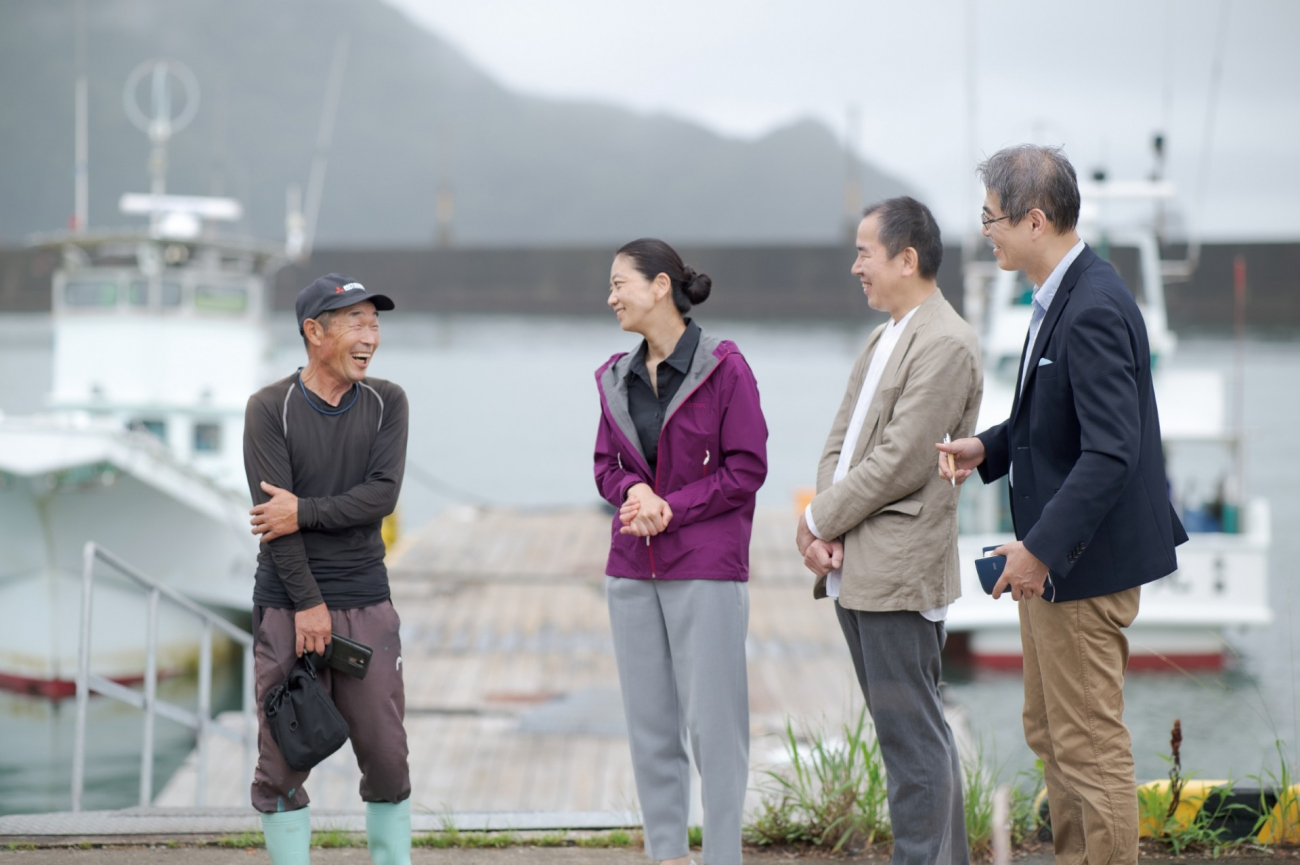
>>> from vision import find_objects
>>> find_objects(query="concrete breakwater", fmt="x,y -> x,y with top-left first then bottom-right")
3,241 -> 1298,331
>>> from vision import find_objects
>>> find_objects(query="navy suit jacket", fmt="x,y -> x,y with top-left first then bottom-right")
976,245 -> 1188,602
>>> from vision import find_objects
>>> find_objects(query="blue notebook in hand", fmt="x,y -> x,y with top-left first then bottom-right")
975,546 -> 1006,595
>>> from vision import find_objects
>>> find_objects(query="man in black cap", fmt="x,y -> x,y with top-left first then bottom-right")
243,273 -> 412,865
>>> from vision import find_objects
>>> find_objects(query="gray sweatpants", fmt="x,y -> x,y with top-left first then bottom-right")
607,577 -> 750,865
835,603 -> 969,865
250,601 -> 410,813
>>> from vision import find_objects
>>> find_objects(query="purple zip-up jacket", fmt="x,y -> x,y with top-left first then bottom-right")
594,331 -> 768,581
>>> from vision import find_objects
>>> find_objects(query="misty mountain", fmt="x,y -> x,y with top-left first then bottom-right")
0,0 -> 910,247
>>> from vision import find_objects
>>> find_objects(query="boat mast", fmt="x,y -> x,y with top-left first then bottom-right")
74,0 -> 88,234
302,35 -> 350,260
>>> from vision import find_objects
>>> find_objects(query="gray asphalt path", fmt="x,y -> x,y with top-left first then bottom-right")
0,846 -> 896,864
2,847 -> 1293,863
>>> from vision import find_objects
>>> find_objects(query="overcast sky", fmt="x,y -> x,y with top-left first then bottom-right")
384,0 -> 1299,242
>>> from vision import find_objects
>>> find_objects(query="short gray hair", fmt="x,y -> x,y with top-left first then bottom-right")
978,144 -> 1080,233
301,308 -> 337,350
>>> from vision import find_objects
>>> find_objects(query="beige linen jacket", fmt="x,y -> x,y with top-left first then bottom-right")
809,289 -> 983,612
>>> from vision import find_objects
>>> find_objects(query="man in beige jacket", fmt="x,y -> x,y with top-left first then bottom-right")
796,196 -> 983,865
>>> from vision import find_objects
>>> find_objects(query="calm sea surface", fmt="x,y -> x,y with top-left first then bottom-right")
1,312 -> 1296,813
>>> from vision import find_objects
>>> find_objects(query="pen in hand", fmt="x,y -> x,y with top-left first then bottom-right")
943,433 -> 956,487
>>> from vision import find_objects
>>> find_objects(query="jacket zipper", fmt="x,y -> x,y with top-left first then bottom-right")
647,457 -> 659,578
646,369 -> 721,580
611,349 -> 730,582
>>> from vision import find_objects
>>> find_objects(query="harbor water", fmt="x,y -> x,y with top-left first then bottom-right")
1,311 -> 1296,814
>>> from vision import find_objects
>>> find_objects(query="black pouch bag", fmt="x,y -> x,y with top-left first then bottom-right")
264,652 -> 350,771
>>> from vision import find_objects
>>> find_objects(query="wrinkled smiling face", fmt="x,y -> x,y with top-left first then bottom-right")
607,253 -> 660,333
850,213 -> 909,316
312,300 -> 380,382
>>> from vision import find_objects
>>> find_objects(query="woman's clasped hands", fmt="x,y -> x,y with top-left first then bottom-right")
619,483 -> 674,537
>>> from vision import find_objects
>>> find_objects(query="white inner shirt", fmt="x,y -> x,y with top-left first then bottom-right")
804,305 -> 947,622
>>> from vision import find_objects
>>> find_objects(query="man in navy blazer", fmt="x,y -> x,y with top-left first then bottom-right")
938,145 -> 1187,865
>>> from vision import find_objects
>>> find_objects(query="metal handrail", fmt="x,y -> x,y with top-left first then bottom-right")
71,541 -> 256,811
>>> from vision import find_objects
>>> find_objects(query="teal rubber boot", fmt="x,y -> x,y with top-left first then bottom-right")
365,800 -> 412,865
261,807 -> 312,864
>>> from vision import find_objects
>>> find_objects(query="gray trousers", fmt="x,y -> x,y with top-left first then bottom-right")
835,603 -> 969,865
607,576 -> 750,865
250,602 -> 410,813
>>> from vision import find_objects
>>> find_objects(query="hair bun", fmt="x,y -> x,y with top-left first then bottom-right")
682,267 -> 712,306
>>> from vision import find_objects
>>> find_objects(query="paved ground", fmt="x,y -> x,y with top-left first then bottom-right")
1,846 -> 1296,864
0,849 -> 916,864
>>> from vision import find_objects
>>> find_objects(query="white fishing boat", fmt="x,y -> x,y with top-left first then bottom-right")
948,179 -> 1271,670
0,59 -> 296,696
0,230 -> 279,696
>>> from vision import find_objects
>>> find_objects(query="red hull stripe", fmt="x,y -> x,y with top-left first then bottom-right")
0,669 -> 178,700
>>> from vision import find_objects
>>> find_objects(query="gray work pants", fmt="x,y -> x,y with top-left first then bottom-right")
834,603 -> 969,865
607,576 -> 750,865
250,601 -> 410,813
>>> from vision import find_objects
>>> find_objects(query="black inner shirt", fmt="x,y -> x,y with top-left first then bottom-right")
626,318 -> 700,479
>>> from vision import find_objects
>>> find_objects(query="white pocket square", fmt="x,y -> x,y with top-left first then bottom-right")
1038,358 -> 1054,367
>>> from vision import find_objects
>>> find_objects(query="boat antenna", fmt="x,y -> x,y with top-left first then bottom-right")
73,0 -> 88,233
963,0 -> 979,250
301,35 -> 350,260
122,58 -> 200,232
1193,0 -> 1231,250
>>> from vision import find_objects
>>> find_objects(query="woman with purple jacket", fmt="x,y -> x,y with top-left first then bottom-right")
594,238 -> 768,865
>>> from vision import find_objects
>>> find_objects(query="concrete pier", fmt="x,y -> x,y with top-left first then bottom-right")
2,506 -> 969,842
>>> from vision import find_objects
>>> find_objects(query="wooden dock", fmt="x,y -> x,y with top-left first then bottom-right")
157,507 -> 941,817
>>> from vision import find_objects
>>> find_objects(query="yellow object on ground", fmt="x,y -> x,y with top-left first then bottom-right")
1136,779 -> 1223,837
1258,784 -> 1300,845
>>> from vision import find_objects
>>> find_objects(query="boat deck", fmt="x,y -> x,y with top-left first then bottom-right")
153,506 -> 935,816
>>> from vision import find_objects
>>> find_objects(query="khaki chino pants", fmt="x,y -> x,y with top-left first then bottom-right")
1020,586 -> 1141,865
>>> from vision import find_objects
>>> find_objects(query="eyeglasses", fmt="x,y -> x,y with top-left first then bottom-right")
980,212 -> 1013,227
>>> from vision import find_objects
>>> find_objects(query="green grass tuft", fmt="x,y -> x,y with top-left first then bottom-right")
961,743 -> 1045,856
415,828 -> 521,848
215,830 -> 265,849
745,708 -> 891,852
532,831 -> 569,847
312,826 -> 362,848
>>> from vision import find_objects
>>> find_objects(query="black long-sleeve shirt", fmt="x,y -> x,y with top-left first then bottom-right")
243,371 -> 408,610
625,319 -> 699,478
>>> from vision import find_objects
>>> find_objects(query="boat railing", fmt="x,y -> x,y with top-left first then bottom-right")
71,541 -> 256,812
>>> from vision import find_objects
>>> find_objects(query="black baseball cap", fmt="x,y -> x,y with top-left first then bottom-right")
296,273 -> 396,334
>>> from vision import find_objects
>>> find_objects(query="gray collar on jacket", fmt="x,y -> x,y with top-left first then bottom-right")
600,328 -> 727,470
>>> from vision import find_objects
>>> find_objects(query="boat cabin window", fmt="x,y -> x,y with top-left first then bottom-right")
64,279 -> 118,307
106,278 -> 185,308
193,422 -> 222,453
62,273 -> 253,315
129,418 -> 166,441
194,283 -> 249,314
162,280 -> 183,307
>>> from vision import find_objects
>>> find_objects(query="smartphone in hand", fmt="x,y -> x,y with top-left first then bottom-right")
316,634 -> 373,679
975,546 -> 1006,595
